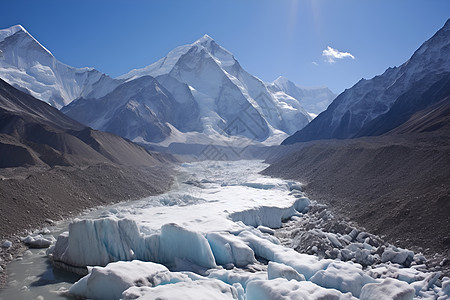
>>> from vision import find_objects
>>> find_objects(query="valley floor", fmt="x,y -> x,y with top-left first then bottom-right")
1,159 -> 447,299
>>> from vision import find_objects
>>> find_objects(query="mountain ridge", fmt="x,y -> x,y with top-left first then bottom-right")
0,24 -> 122,108
0,25 -> 335,146
0,77 -> 171,168
64,34 -> 334,146
283,18 -> 450,145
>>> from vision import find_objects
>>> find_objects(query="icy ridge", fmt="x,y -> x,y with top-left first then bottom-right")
109,34 -> 319,144
0,25 -> 121,108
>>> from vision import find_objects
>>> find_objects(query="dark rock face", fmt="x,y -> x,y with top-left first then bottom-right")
0,77 -> 171,168
354,73 -> 450,137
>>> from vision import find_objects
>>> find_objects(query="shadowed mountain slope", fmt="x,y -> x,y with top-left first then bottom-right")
0,78 -> 174,239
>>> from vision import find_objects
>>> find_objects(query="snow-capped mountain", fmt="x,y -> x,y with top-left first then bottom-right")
267,76 -> 336,117
0,25 -> 121,108
0,24 -> 334,146
65,35 -> 319,146
283,19 -> 450,145
63,75 -> 202,144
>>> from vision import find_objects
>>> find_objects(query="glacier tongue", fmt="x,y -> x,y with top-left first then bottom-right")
9,160 -> 446,299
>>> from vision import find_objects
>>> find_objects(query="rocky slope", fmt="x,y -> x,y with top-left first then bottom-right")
0,78 -> 175,238
264,87 -> 450,264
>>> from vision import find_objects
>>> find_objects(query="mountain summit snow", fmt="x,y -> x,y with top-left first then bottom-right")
64,35 -> 333,146
0,26 -> 335,146
267,76 -> 335,117
0,25 -> 121,108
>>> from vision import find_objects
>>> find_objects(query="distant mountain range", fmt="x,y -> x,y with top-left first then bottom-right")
283,19 -> 450,145
0,25 -> 121,109
0,27 -> 335,146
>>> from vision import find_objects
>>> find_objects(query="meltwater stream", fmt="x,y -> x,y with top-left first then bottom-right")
1,160 -> 447,299
1,160 -> 304,299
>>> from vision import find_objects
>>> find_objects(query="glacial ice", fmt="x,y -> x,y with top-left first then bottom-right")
159,223 -> 216,269
205,232 -> 256,267
22,234 -> 53,248
68,260 -> 188,300
122,280 -> 240,300
381,247 -> 414,266
267,261 -> 305,281
52,218 -> 141,267
238,230 -> 332,279
37,160 -> 449,299
310,262 -> 377,297
246,278 -> 356,300
207,268 -> 266,289
51,219 -> 217,270
360,278 -> 415,300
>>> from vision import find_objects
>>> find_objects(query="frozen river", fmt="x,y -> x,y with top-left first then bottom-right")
1,161 -> 447,299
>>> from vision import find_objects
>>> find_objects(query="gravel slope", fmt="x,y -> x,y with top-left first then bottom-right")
0,163 -> 174,287
262,131 -> 450,264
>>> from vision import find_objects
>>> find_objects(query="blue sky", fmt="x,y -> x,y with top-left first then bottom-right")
1,0 -> 449,94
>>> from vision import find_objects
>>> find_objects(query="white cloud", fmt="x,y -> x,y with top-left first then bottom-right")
312,61 -> 319,66
322,46 -> 355,63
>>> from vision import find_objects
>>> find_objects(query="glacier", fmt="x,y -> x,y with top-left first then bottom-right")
3,160 -> 449,300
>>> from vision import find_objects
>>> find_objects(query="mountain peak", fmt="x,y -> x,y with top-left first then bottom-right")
196,34 -> 214,43
8,24 -> 26,34
0,24 -> 53,57
193,34 -> 216,49
274,76 -> 290,84
0,24 -> 27,42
